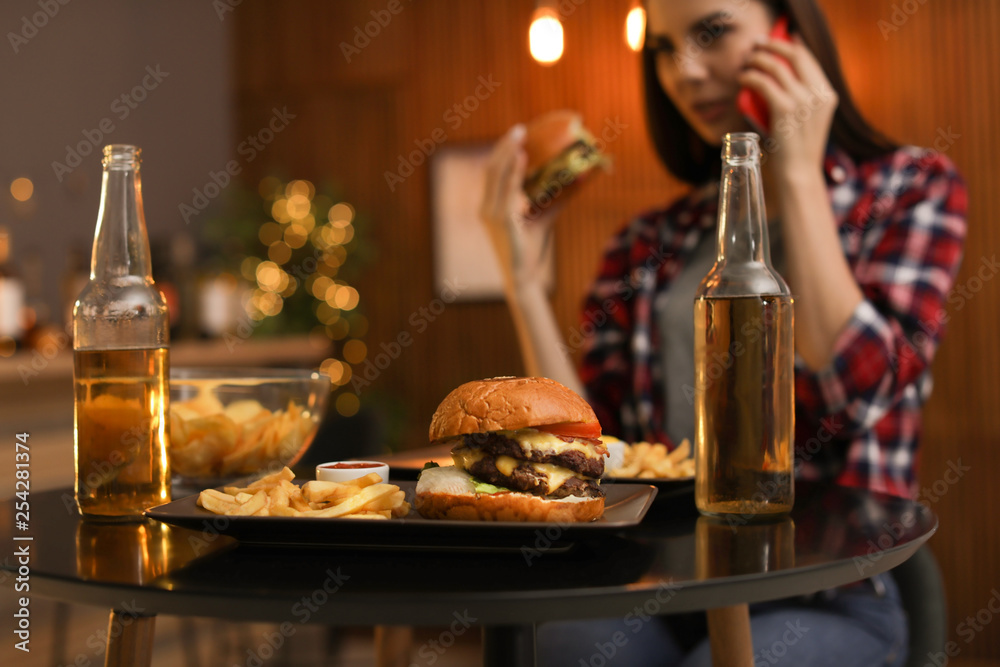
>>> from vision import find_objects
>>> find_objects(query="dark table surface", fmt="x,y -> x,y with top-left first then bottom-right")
0,482 -> 934,626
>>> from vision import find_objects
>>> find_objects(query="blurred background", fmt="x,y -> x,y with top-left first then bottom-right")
0,0 -> 997,664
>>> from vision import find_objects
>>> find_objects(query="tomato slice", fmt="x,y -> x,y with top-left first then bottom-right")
535,421 -> 602,439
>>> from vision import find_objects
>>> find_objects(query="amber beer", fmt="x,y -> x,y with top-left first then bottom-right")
694,295 -> 793,516
74,348 -> 170,518
76,519 -> 173,583
695,515 -> 795,578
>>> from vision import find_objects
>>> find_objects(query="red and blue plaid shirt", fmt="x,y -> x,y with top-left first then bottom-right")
579,145 -> 967,498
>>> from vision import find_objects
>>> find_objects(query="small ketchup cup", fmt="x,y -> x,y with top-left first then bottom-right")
315,460 -> 389,484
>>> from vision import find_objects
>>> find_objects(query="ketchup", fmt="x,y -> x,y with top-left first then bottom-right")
320,462 -> 383,469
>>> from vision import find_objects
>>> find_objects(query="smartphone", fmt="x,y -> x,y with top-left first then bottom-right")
736,15 -> 792,135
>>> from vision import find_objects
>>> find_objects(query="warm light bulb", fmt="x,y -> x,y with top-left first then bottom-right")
529,8 -> 564,65
626,6 -> 646,52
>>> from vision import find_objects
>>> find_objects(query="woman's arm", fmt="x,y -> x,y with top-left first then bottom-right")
479,125 -> 583,394
740,35 -> 862,369
741,36 -> 968,436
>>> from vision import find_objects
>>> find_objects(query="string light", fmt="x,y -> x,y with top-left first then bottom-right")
249,177 -> 365,417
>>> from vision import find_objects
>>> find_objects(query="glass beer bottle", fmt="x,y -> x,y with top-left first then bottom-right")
73,145 -> 170,520
694,133 -> 794,517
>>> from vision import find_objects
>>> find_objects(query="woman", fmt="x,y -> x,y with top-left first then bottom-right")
480,0 -> 967,664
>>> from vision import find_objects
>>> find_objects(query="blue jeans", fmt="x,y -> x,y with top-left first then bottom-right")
537,572 -> 907,667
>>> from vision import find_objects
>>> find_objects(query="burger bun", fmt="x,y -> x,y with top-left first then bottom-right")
429,376 -> 598,442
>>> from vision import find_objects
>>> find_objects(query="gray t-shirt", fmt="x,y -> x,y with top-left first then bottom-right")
658,222 -> 786,444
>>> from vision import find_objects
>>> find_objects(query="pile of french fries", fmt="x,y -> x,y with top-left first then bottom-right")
607,438 -> 695,479
196,467 -> 411,519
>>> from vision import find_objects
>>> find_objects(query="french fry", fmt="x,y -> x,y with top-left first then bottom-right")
196,469 -> 410,519
608,438 -> 695,479
363,490 -> 406,513
268,485 -> 290,510
197,490 -> 240,514
270,506 -> 300,517
232,489 -> 269,516
289,493 -> 313,512
310,485 -> 396,518
391,501 -> 411,518
244,467 -> 295,490
301,480 -> 364,504
343,472 -> 383,488
667,438 -> 691,463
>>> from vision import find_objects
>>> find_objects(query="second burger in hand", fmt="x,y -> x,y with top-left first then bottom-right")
415,376 -> 607,522
522,110 -> 608,219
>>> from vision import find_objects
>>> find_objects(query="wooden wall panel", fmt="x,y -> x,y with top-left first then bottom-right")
820,1 -> 1000,660
233,0 -> 998,657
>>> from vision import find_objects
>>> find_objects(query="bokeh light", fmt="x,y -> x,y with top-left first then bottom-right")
334,286 -> 360,311
268,241 -> 292,264
328,318 -> 350,340
240,256 -> 261,281
336,392 -> 360,417
259,221 -> 282,245
342,339 -> 367,364
284,223 -> 308,249
328,202 -> 354,224
286,179 -> 315,200
271,199 -> 292,223
10,178 -> 33,202
286,193 -> 311,219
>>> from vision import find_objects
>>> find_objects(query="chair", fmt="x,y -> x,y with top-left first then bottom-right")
891,544 -> 947,667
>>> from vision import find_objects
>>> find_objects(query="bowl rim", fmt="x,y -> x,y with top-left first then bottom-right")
170,367 -> 324,382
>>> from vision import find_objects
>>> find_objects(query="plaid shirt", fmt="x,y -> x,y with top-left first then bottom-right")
579,145 -> 967,498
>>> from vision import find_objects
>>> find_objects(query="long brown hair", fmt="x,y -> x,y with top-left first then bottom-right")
643,0 -> 898,184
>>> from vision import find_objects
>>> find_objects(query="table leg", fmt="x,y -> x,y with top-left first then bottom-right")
104,610 -> 156,667
375,625 -> 414,667
706,604 -> 753,667
482,624 -> 536,667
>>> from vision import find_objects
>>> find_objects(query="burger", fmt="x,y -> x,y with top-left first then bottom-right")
521,110 -> 608,218
415,376 -> 607,522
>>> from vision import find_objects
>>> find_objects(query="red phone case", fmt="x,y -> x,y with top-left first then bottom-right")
736,16 -> 791,135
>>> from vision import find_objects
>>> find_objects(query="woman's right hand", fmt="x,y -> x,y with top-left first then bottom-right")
479,124 -> 562,290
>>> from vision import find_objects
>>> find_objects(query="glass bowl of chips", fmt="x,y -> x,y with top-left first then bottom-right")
168,367 -> 329,489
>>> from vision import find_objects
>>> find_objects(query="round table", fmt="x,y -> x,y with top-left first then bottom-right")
0,481 -> 935,667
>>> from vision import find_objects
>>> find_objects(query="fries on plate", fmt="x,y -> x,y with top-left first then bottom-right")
196,467 -> 411,519
605,437 -> 695,479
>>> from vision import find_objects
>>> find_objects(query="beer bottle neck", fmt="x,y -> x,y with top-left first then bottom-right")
716,134 -> 772,267
91,154 -> 152,282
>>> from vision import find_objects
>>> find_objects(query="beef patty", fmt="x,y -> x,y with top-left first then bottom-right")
451,431 -> 605,478
459,450 -> 605,499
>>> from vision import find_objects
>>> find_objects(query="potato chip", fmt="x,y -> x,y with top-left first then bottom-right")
169,396 -> 318,479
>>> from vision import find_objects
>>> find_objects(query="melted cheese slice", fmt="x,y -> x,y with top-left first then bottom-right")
451,447 -> 485,470
499,429 -> 605,459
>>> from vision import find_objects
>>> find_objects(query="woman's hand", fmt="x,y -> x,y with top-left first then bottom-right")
738,34 -> 839,175
479,125 -> 562,289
